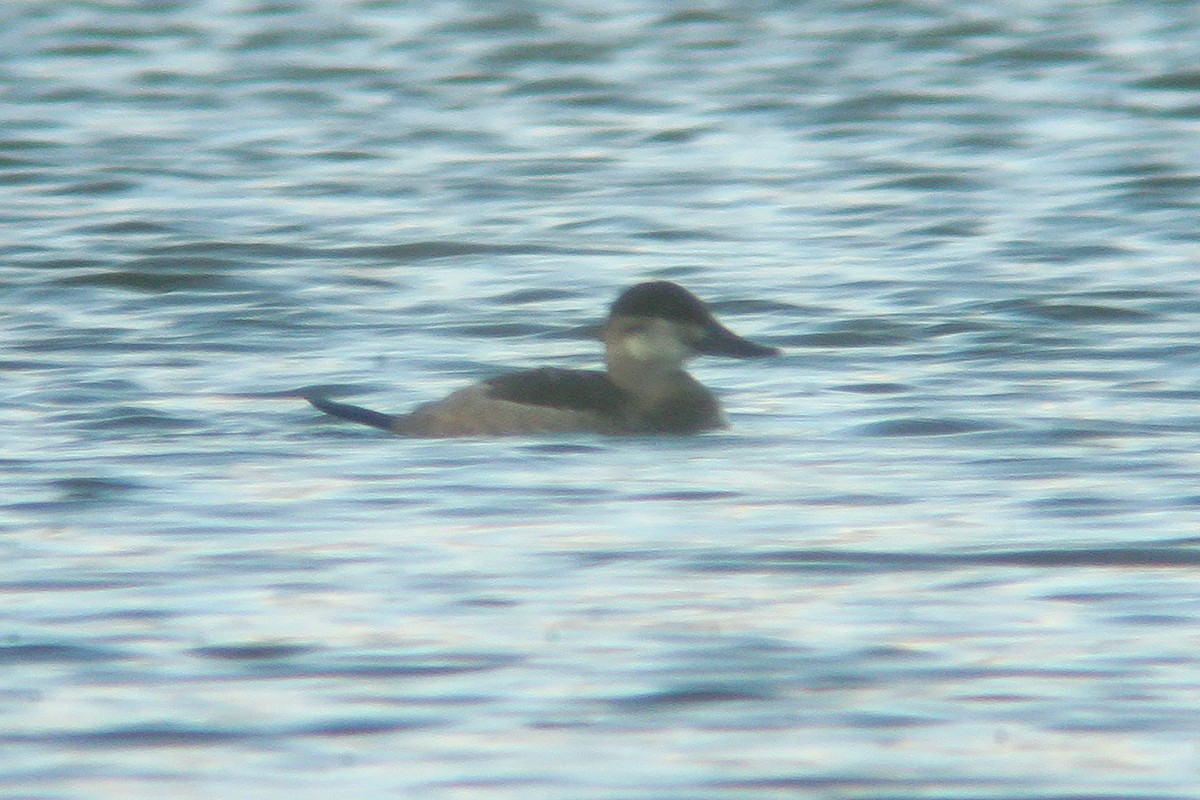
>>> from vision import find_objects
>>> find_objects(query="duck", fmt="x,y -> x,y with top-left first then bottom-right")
306,280 -> 778,436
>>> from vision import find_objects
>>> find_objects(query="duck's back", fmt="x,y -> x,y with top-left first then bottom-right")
394,368 -> 628,437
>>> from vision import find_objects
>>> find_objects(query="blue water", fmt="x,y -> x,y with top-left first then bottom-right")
3,2 -> 1200,798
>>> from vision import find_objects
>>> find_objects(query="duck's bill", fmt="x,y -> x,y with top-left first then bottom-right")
696,322 -> 780,358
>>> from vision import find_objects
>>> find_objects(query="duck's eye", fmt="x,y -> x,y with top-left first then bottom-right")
684,324 -> 707,345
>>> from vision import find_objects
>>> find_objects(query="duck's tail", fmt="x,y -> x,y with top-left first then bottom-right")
307,396 -> 396,432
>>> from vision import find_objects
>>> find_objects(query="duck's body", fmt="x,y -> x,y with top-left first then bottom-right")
310,365 -> 722,436
307,281 -> 778,437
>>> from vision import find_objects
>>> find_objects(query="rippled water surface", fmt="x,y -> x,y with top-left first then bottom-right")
4,1 -> 1200,797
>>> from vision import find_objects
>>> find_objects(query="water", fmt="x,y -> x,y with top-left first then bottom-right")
3,1 -> 1200,797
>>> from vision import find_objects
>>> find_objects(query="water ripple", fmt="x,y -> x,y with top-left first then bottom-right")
4,1 -> 1200,796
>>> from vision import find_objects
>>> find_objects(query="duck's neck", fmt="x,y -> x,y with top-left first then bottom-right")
605,348 -> 695,401
605,350 -> 724,432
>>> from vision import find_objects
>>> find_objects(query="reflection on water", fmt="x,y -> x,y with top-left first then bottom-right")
3,1 -> 1200,797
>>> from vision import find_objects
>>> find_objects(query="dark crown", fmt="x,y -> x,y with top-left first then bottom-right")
609,281 -> 711,324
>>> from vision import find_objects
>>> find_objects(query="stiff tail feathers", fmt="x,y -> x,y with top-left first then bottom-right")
307,396 -> 395,432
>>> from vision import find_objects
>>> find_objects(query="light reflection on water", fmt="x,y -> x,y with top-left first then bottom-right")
3,0 -> 1200,797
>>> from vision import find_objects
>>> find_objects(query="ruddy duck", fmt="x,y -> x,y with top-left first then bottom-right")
307,280 -> 779,436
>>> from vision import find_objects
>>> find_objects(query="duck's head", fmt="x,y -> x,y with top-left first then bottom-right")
603,281 -> 779,369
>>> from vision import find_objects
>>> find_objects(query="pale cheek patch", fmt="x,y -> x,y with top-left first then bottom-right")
624,324 -> 690,364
